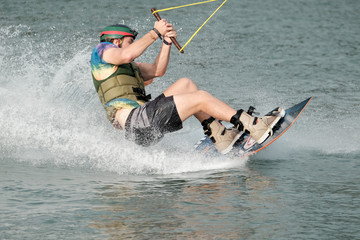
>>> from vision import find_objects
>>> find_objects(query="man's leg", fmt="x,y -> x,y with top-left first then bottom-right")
163,78 -> 210,122
172,89 -> 236,122
163,79 -> 240,153
173,89 -> 285,145
172,89 -> 240,154
164,78 -> 284,153
163,78 -> 198,96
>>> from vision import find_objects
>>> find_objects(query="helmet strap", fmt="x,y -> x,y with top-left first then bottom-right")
113,38 -> 123,47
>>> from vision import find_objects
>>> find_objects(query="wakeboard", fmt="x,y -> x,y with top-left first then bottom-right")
194,97 -> 312,158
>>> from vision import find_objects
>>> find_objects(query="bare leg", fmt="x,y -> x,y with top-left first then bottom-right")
163,78 -> 210,121
162,78 -> 284,150
163,78 -> 198,96
173,90 -> 237,123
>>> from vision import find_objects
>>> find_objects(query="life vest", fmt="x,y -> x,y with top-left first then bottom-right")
92,62 -> 151,108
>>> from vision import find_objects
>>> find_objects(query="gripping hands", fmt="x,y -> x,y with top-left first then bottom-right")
154,19 -> 177,41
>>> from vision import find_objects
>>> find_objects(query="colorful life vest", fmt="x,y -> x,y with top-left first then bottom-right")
92,62 -> 151,108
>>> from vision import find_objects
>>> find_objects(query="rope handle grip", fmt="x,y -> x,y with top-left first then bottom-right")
151,8 -> 184,53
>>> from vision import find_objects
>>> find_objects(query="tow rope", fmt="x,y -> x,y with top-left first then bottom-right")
151,0 -> 228,53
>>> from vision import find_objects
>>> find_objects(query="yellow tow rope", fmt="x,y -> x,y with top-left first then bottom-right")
152,0 -> 228,53
151,0 -> 218,14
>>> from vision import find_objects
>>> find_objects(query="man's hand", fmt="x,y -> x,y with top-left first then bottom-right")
164,28 -> 177,43
154,19 -> 176,40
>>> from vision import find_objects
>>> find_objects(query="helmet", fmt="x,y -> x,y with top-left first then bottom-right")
100,24 -> 138,42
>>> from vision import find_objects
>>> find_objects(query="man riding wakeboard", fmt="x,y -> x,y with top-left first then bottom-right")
90,22 -> 284,154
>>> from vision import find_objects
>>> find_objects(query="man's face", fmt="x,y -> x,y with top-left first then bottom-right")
121,36 -> 134,48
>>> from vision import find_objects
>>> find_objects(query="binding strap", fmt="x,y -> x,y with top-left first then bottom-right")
201,117 -> 216,143
230,109 -> 244,131
201,117 -> 215,132
132,87 -> 151,102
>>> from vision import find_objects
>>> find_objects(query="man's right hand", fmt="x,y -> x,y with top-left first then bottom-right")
154,19 -> 174,37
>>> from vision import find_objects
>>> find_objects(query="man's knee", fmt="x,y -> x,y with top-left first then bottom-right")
178,77 -> 198,91
197,90 -> 211,98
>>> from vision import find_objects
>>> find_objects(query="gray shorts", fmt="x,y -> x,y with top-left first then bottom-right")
125,94 -> 183,146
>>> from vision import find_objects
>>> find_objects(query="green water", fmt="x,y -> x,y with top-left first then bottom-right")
1,0 -> 359,239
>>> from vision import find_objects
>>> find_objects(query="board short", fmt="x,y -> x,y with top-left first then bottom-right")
125,94 -> 183,146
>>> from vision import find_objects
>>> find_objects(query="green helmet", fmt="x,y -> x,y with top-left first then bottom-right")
100,24 -> 138,42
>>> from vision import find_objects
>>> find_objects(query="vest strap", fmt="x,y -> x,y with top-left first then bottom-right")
136,94 -> 152,102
